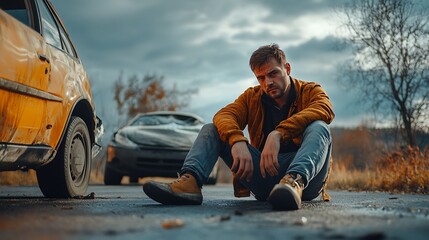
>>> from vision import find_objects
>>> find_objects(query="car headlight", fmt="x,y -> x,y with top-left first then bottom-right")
113,132 -> 139,148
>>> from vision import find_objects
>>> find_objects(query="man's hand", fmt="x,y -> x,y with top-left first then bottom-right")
260,130 -> 281,178
231,141 -> 253,182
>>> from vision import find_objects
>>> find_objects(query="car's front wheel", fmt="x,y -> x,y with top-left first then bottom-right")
129,176 -> 139,183
103,167 -> 123,185
37,116 -> 92,198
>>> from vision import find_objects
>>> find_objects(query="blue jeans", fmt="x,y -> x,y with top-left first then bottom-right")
181,121 -> 332,201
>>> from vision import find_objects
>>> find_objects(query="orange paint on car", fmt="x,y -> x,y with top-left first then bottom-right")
0,0 -> 103,197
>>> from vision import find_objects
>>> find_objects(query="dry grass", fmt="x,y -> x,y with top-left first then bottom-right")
371,146 -> 429,193
0,169 -> 104,186
327,161 -> 375,191
0,170 -> 37,186
328,146 -> 429,194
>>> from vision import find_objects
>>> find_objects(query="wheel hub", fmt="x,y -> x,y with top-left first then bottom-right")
70,135 -> 86,181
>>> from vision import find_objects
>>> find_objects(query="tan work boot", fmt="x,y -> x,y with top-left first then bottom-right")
233,175 -> 251,198
143,173 -> 202,205
267,173 -> 304,210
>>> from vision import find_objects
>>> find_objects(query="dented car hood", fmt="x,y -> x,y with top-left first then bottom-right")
117,123 -> 201,149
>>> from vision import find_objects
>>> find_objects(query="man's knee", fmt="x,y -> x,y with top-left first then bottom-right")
199,123 -> 223,144
304,120 -> 331,142
200,123 -> 217,134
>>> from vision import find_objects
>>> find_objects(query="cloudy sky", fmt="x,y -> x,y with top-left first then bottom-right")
50,0 -> 363,131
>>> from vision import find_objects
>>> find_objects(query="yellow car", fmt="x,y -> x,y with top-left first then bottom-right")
0,0 -> 103,197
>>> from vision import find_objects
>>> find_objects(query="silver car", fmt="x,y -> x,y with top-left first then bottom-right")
104,111 -> 219,185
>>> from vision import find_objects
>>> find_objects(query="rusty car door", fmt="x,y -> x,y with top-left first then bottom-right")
0,2 -> 51,145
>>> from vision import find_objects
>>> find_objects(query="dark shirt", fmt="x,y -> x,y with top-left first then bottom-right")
260,79 -> 299,153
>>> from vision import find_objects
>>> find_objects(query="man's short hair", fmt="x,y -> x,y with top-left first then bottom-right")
249,43 -> 287,71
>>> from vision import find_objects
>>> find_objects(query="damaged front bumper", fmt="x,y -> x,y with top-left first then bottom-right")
92,116 -> 104,159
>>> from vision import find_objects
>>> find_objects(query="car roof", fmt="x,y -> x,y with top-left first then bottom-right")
131,111 -> 205,123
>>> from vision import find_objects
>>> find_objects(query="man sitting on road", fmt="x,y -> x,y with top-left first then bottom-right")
143,43 -> 335,210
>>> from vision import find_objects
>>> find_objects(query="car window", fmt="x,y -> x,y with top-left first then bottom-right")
59,24 -> 77,58
37,0 -> 61,49
0,0 -> 30,27
131,116 -> 169,126
174,115 -> 202,125
131,115 -> 200,126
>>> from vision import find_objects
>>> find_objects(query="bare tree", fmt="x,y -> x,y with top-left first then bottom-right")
114,73 -> 197,121
338,0 -> 429,146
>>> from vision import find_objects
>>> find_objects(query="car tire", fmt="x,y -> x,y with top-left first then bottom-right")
104,167 -> 123,185
36,116 -> 92,198
129,176 -> 139,183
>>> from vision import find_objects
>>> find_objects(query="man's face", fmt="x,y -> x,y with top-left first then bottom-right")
253,58 -> 291,102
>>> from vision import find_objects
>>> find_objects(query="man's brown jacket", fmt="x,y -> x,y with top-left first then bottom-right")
213,77 -> 335,201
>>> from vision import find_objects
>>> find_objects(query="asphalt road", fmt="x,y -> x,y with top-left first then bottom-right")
0,184 -> 428,240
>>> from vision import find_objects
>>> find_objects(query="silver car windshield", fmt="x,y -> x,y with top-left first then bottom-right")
131,115 -> 200,126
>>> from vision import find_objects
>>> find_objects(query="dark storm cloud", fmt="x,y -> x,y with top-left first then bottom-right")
287,36 -> 346,61
53,1 -> 194,72
52,0 -> 258,85
50,0 -> 362,127
52,0 -> 346,82
261,0 -> 345,16
232,30 -> 302,45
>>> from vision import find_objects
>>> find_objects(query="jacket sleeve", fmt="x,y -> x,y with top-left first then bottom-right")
275,83 -> 335,142
213,89 -> 250,146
